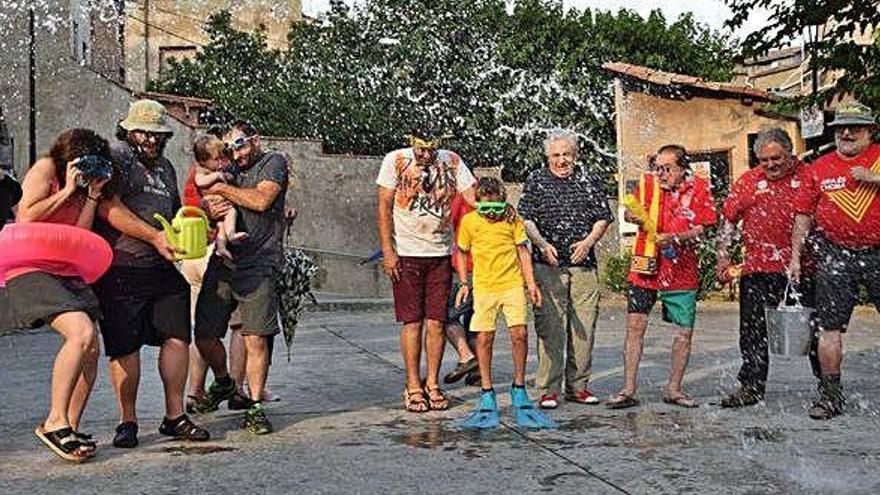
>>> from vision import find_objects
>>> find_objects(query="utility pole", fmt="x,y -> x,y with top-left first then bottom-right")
28,3 -> 37,167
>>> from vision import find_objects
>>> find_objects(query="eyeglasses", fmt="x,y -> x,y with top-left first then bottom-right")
225,135 -> 254,151
656,165 -> 682,175
477,201 -> 507,215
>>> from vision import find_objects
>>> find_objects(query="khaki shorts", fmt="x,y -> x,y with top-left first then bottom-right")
471,286 -> 528,332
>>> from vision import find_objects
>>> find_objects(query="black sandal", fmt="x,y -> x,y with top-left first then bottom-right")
159,414 -> 210,441
73,431 -> 97,454
34,425 -> 92,463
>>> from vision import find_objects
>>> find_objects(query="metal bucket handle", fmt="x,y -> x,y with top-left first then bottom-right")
780,281 -> 803,309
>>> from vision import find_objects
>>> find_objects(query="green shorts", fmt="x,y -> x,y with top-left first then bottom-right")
628,286 -> 697,329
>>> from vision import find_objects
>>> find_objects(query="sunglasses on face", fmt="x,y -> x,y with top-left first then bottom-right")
135,131 -> 168,143
225,135 -> 254,151
477,201 -> 507,215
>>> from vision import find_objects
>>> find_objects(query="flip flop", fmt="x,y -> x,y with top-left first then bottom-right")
663,393 -> 698,408
461,390 -> 500,430
606,392 -> 640,410
510,385 -> 558,430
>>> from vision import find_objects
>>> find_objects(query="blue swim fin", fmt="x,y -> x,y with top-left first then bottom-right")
510,385 -> 558,430
461,390 -> 500,430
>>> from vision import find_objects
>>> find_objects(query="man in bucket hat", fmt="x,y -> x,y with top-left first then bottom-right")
789,101 -> 880,420
93,99 -> 210,446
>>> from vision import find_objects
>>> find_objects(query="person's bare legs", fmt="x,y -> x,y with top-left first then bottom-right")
475,332 -> 495,389
68,330 -> 99,431
400,321 -> 424,391
229,327 -> 246,387
109,352 -> 141,424
509,325 -> 528,387
424,319 -> 446,390
620,313 -> 648,396
43,311 -> 97,431
187,345 -> 209,399
196,337 -> 230,379
818,330 -> 843,374
667,328 -> 693,396
446,322 -> 475,363
243,334 -> 270,401
158,337 -> 189,419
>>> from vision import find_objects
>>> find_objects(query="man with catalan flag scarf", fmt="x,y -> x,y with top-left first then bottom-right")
789,102 -> 880,420
609,144 -> 717,409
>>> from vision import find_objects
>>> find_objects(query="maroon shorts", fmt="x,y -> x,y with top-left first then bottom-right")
392,256 -> 452,324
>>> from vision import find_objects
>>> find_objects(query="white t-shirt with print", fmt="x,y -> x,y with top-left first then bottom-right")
376,148 -> 476,257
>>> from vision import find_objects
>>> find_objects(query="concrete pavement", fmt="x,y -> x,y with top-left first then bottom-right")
1,301 -> 879,494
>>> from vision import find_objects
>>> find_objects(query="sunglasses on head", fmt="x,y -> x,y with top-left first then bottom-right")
225,135 -> 254,151
477,201 -> 507,215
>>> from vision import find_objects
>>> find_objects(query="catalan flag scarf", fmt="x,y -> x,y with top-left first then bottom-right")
626,172 -> 662,275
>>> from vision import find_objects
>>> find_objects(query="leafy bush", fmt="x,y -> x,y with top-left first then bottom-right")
602,251 -> 632,293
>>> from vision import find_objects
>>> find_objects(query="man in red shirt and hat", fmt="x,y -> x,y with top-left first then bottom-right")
789,102 -> 880,420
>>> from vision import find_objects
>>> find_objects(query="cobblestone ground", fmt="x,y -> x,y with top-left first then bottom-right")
1,302 -> 879,494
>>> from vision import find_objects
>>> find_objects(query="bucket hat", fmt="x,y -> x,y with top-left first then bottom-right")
119,99 -> 173,134
828,102 -> 876,127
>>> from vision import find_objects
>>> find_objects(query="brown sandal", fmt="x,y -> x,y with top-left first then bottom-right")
404,388 -> 430,413
425,387 -> 450,411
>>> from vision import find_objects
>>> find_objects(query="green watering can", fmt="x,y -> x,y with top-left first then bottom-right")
153,206 -> 209,260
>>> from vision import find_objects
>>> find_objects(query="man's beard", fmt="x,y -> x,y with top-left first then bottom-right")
836,137 -> 868,157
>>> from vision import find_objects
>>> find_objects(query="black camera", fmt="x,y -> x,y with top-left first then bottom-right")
72,155 -> 113,187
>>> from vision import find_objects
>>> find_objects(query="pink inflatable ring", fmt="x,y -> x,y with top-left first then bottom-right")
0,222 -> 113,287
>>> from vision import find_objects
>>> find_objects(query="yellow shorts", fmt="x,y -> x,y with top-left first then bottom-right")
471,286 -> 528,332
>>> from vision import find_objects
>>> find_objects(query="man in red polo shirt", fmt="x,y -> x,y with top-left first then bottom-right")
717,128 -> 821,408
790,102 -> 880,420
608,144 -> 717,409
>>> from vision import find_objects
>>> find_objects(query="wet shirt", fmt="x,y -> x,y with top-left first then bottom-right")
517,167 -> 613,268
794,143 -> 880,249
376,148 -> 476,257
97,142 -> 180,268
629,176 -> 717,291
458,211 -> 528,293
228,151 -> 290,273
723,163 -> 806,275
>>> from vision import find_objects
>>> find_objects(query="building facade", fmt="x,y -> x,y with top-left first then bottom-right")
604,62 -> 805,244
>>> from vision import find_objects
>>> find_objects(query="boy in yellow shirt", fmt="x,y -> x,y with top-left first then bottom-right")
455,177 -> 555,429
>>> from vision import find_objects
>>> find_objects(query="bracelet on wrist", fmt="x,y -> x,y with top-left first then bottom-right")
87,195 -> 100,202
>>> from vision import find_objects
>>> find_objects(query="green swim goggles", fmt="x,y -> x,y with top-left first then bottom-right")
477,201 -> 507,215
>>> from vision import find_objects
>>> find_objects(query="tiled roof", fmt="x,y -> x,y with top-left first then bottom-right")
603,62 -> 777,102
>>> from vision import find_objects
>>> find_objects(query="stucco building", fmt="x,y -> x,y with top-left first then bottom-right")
603,62 -> 805,243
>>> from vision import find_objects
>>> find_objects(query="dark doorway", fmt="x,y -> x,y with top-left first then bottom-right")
689,150 -> 731,202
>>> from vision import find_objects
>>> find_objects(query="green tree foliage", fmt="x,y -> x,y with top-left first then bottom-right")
151,0 -> 735,181
726,0 -> 880,110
